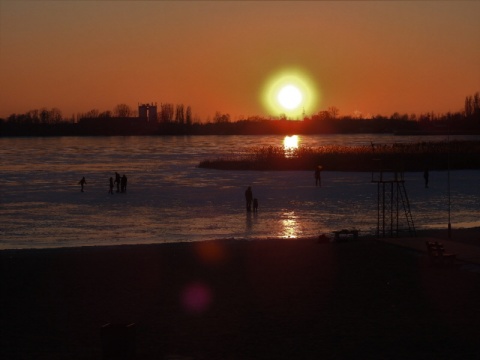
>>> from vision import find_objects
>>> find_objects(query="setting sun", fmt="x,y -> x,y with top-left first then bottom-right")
277,85 -> 303,110
262,68 -> 319,119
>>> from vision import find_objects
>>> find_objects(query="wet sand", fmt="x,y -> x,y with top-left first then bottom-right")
1,228 -> 480,359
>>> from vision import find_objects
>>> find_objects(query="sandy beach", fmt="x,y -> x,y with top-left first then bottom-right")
2,228 -> 480,359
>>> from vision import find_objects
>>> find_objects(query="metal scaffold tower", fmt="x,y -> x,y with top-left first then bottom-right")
371,160 -> 416,238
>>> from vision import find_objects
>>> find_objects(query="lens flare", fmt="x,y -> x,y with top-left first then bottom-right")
262,68 -> 320,119
194,241 -> 228,265
181,282 -> 212,314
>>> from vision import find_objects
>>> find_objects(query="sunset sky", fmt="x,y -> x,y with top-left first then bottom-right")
1,1 -> 479,121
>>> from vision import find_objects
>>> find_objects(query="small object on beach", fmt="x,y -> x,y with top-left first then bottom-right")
333,229 -> 359,242
425,241 -> 456,266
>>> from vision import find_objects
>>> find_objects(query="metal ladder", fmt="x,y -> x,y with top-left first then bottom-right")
398,181 -> 416,237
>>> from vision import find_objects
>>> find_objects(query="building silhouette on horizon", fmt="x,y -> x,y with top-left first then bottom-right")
138,103 -> 157,122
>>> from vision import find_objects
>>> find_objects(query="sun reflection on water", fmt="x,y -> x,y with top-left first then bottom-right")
283,135 -> 299,150
281,211 -> 300,238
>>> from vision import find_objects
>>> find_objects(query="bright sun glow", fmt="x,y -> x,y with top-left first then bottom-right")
277,85 -> 303,110
262,68 -> 320,118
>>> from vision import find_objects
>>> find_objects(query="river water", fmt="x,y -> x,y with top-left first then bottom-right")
1,134 -> 479,249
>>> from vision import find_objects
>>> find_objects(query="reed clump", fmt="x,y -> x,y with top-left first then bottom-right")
198,140 -> 480,171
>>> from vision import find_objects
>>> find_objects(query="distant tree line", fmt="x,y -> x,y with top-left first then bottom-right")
1,92 -> 479,136
465,92 -> 480,118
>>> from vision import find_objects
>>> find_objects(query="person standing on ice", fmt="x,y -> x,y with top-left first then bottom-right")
245,186 -> 253,212
79,177 -> 86,192
109,177 -> 114,194
121,174 -> 127,193
315,166 -> 322,187
423,169 -> 429,188
114,172 -> 121,193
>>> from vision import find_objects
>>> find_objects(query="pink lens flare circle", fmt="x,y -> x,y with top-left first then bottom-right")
181,282 -> 213,314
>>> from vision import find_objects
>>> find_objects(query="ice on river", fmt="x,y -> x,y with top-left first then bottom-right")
2,165 -> 479,249
1,135 -> 479,249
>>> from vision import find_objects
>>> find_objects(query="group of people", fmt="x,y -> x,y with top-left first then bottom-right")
79,172 -> 127,193
245,186 -> 258,213
110,172 -> 127,194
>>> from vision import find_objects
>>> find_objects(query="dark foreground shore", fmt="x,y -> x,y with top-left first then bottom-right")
2,229 -> 480,359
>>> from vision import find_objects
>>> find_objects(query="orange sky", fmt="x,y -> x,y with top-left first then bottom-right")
1,1 -> 479,121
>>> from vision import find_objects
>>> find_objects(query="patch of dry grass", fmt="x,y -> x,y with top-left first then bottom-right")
199,141 -> 480,171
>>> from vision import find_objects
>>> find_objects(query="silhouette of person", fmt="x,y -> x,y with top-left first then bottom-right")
121,174 -> 127,193
253,198 -> 258,213
424,169 -> 429,188
115,172 -> 121,193
79,177 -> 86,192
315,166 -> 322,187
109,177 -> 114,194
245,186 -> 253,212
